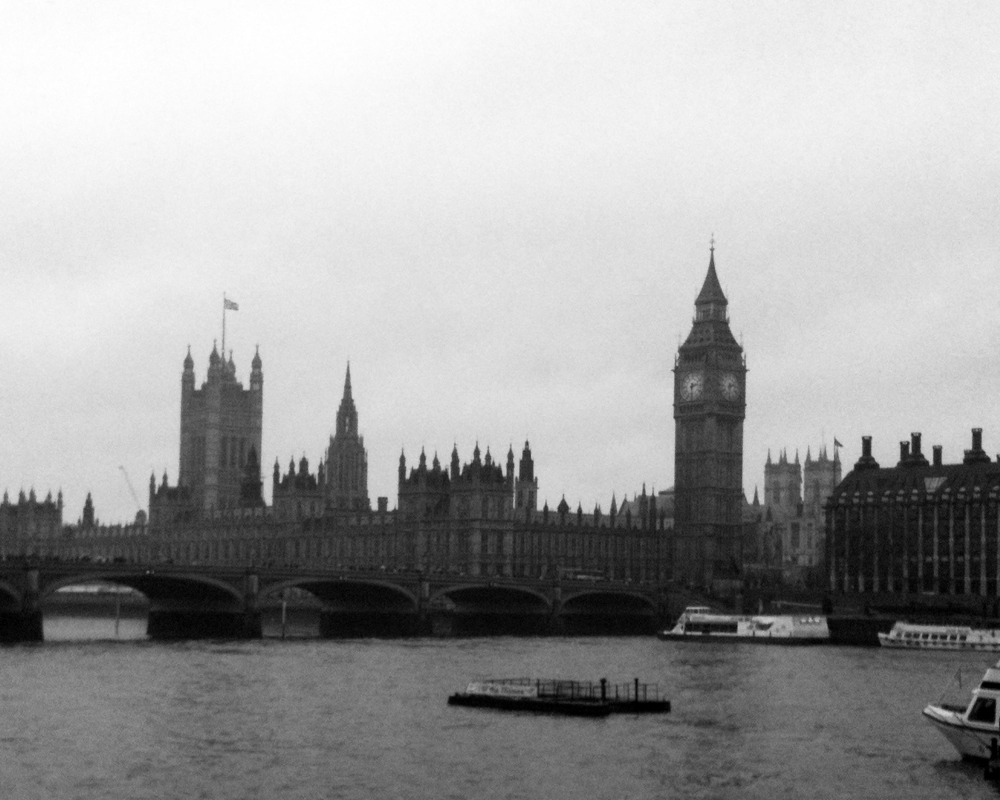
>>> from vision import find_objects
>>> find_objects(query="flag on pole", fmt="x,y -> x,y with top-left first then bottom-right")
833,438 -> 843,448
224,298 -> 239,311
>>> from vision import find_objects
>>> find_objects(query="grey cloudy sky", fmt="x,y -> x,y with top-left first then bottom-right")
3,2 -> 999,524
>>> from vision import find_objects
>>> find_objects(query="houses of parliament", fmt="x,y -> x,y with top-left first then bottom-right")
0,248 -> 755,594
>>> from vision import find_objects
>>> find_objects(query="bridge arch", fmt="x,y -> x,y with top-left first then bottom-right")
557,588 -> 659,635
42,572 -> 245,606
431,584 -> 553,613
263,578 -> 419,613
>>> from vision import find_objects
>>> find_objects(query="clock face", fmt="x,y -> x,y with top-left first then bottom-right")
720,373 -> 740,401
680,371 -> 704,401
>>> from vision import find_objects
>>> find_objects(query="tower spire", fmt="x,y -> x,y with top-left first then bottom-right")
695,243 -> 727,308
327,361 -> 368,510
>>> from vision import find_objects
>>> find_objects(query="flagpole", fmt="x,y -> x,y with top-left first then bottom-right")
222,293 -> 227,360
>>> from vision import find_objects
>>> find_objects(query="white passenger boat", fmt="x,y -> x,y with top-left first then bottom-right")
657,606 -> 830,644
878,622 -> 1000,651
924,660 -> 1000,760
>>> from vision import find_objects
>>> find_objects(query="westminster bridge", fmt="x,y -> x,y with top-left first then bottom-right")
0,561 -> 668,642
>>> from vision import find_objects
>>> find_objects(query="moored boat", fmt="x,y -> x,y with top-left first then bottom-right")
657,606 -> 830,644
878,622 -> 1000,651
924,659 -> 1000,760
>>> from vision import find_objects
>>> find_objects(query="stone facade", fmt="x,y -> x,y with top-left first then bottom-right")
826,430 -> 1000,601
272,455 -> 324,520
0,491 -> 150,563
138,436 -> 671,586
0,489 -> 64,558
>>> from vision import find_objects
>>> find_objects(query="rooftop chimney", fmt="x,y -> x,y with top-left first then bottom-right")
932,445 -> 942,467
908,432 -> 929,467
855,435 -> 880,471
964,427 -> 991,465
899,441 -> 910,465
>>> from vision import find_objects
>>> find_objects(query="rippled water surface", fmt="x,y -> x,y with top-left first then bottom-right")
2,616 -> 997,799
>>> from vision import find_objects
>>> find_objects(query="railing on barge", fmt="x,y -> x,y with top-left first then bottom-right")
480,677 -> 670,713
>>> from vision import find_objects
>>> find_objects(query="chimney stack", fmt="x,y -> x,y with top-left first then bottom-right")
899,441 -> 910,464
932,445 -> 942,467
855,436 -> 879,471
964,428 -> 991,465
907,432 -> 929,466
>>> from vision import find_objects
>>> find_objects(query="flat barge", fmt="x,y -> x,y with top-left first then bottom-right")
447,677 -> 670,716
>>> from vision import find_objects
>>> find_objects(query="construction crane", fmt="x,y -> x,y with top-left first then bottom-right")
119,466 -> 143,518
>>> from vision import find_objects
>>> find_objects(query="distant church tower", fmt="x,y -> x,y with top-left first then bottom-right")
803,445 -> 841,517
178,344 -> 263,514
764,449 -> 802,510
673,245 -> 746,587
325,364 -> 370,511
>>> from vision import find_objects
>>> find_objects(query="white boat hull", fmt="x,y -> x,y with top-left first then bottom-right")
880,636 -> 1000,651
923,704 -> 999,761
658,609 -> 829,645
657,631 -> 828,645
879,622 -> 1000,651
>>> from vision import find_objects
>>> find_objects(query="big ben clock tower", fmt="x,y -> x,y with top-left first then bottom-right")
673,244 -> 746,588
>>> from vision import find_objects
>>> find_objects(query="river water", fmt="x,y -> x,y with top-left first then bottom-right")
1,613 -> 997,799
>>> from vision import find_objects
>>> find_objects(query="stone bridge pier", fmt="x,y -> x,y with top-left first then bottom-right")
0,569 -> 44,643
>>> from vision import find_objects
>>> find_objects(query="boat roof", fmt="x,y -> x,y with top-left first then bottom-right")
681,612 -> 824,623
891,622 -> 972,634
980,664 -> 1000,689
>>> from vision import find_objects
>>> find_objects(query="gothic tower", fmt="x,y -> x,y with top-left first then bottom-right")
673,245 -> 747,587
178,343 -> 263,514
325,363 -> 370,511
514,441 -> 538,515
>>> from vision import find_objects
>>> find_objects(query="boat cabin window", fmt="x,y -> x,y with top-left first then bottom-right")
968,697 -> 996,724
686,620 -> 738,635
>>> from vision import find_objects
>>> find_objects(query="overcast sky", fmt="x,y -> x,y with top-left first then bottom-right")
3,2 -> 999,524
